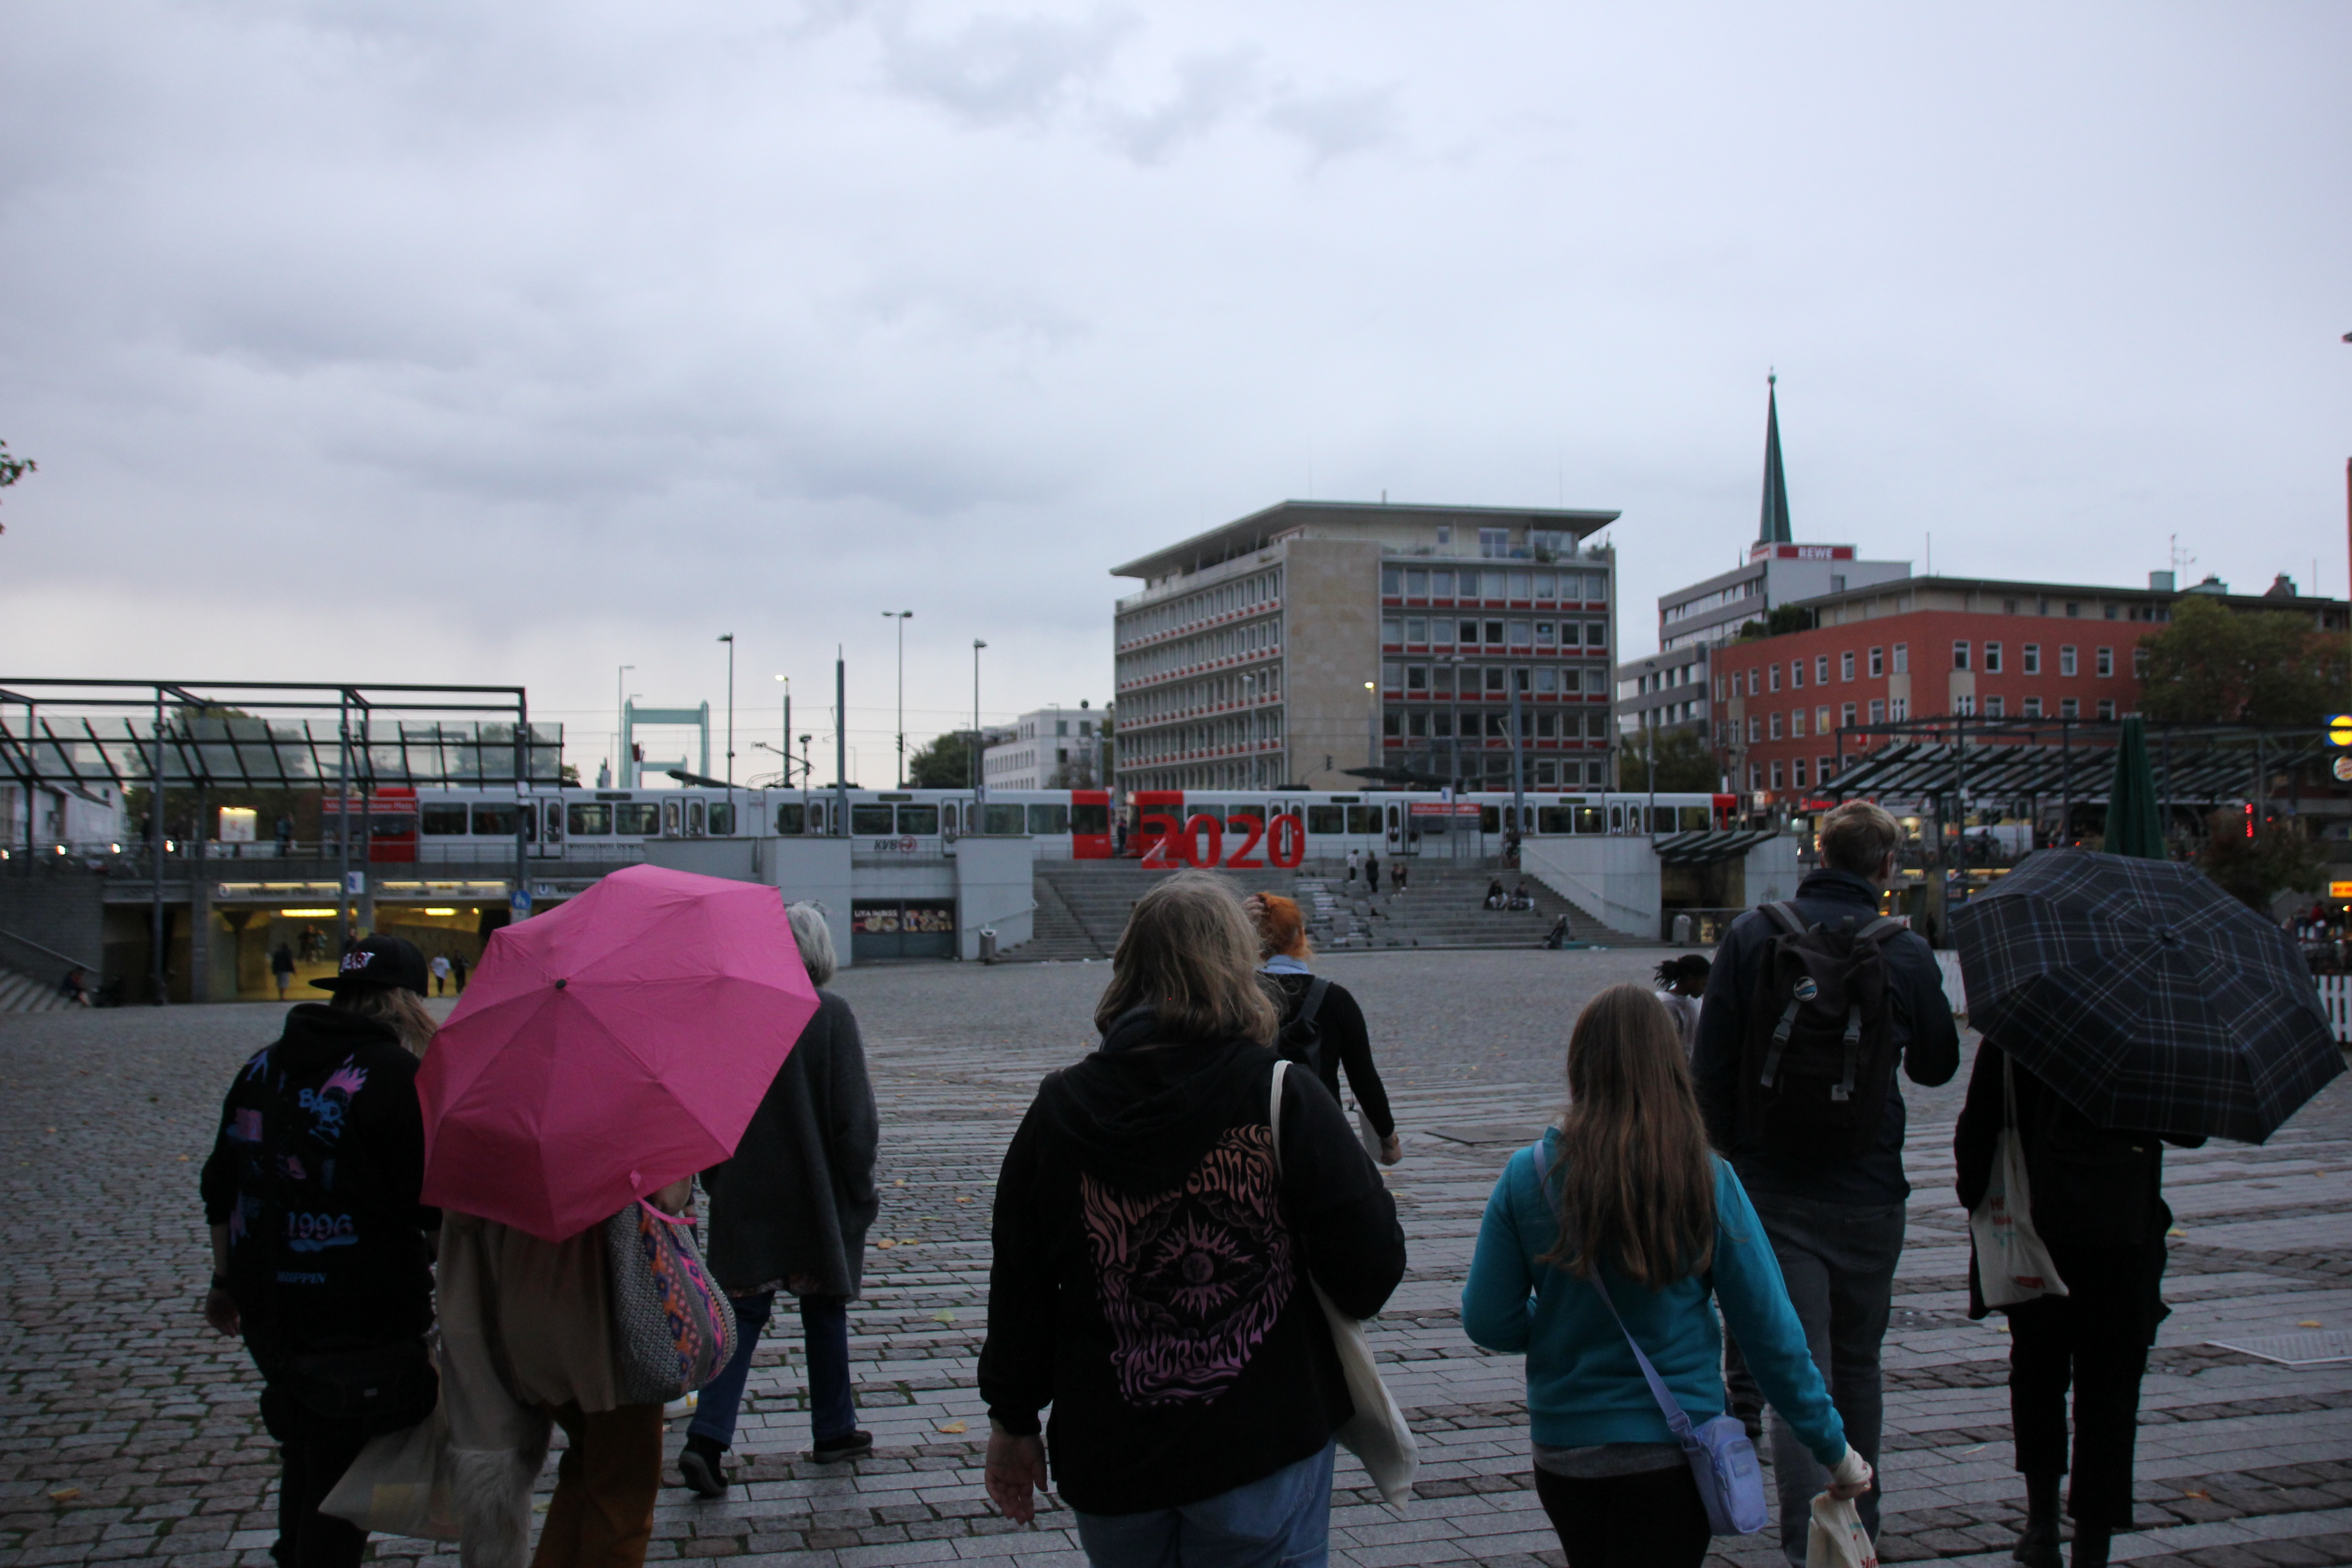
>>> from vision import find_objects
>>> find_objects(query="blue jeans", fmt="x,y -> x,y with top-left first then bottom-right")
1073,1441 -> 1335,1568
687,1292 -> 858,1448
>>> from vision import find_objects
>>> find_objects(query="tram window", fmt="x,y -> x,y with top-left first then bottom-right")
897,805 -> 939,835
775,803 -> 805,835
686,801 -> 706,836
568,803 -> 612,836
1609,804 -> 1624,832
1680,806 -> 1712,831
1071,801 -> 1109,834
852,804 -> 896,835
1027,804 -> 1070,835
1226,805 -> 1265,828
1575,807 -> 1604,833
421,805 -> 469,836
664,800 -> 681,836
1480,806 -> 1501,832
617,802 -> 660,835
1538,806 -> 1575,834
985,803 -> 1027,834
707,803 -> 735,835
1344,805 -> 1380,834
1307,806 -> 1344,834
472,804 -> 521,836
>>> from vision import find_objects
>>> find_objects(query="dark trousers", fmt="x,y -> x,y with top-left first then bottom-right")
258,1392 -> 368,1568
688,1291 -> 856,1447
536,1401 -> 665,1568
1750,1190 -> 1906,1565
1534,1465 -> 1710,1568
2006,1253 -> 2160,1530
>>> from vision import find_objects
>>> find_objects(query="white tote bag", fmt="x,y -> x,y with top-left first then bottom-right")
1969,1056 -> 2068,1309
1271,1059 -> 1418,1504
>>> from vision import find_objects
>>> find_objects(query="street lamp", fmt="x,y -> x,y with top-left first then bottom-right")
882,611 -> 913,788
973,640 -> 988,806
616,664 -> 633,787
717,634 -> 735,787
1643,656 -> 1658,837
774,675 -> 791,787
1364,679 -> 1378,772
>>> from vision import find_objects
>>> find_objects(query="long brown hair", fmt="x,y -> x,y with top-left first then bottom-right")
1538,984 -> 1716,1287
330,985 -> 438,1057
1093,870 -> 1281,1045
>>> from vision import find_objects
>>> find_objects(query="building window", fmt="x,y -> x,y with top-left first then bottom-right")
2104,603 -> 2119,621
2096,699 -> 2114,720
1841,651 -> 1855,681
1818,755 -> 1835,781
2096,646 -> 2113,677
1891,697 -> 1908,720
1768,664 -> 1781,693
1436,525 -> 1451,547
1434,619 -> 1454,647
2004,598 -> 2019,614
1749,764 -> 1763,790
1816,706 -> 1829,733
1586,622 -> 1607,648
1893,642 -> 1909,674
1480,528 -> 1509,558
1535,666 -> 1558,693
1509,621 -> 1532,647
1770,761 -> 1785,790
1748,716 -> 1762,743
1869,647 -> 1885,678
2022,643 -> 2040,675
2133,647 -> 2149,678
1383,712 -> 1401,736
1408,710 -> 1429,737
1842,702 -> 1856,729
1561,668 -> 1583,693
1485,668 -> 1506,692
1406,665 -> 1427,691
2062,698 -> 2081,719
2023,696 -> 2042,717
1485,620 -> 1504,645
1405,569 -> 1428,598
1984,642 -> 2003,674
2065,601 -> 2080,618
1405,617 -> 1427,643
1459,619 -> 1479,644
1955,694 -> 1975,716
1793,757 -> 1808,789
1382,618 -> 1401,644
1816,655 -> 1829,684
1717,676 -> 1729,701
1769,711 -> 1784,740
1793,710 -> 1808,738
1791,659 -> 1805,690
1458,570 -> 1481,598
1382,567 -> 1402,595
1382,662 -> 1402,690
1536,622 -> 1556,646
1984,696 -> 2004,717
1953,641 -> 1971,671
2059,646 -> 2077,677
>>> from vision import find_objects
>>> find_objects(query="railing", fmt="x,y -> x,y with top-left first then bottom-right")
0,926 -> 99,977
2318,976 -> 2352,1045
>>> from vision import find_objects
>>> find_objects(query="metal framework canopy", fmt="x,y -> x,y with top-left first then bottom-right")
0,678 -> 562,793
1823,715 -> 2328,808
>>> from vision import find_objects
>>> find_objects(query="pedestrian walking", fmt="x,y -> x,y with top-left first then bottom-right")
429,953 -> 452,997
1464,985 -> 1872,1567
1346,846 -> 1362,884
1691,800 -> 1958,1563
979,870 -> 1406,1562
1954,1042 -> 2198,1568
451,952 -> 468,993
684,902 -> 881,1494
197,936 -> 441,1568
1651,955 -> 1710,1058
1247,893 -> 1401,1165
270,942 -> 296,1000
1366,851 -> 1381,894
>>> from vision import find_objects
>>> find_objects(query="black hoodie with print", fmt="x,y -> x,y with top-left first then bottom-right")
978,1010 -> 1406,1515
199,1004 -> 438,1364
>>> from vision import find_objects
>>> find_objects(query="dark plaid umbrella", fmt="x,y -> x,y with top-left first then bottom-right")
1952,849 -> 2341,1144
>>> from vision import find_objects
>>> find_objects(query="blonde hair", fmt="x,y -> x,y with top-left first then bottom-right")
330,985 -> 438,1058
1248,893 -> 1313,961
1538,984 -> 1717,1288
1819,801 -> 1902,878
1093,871 -> 1281,1045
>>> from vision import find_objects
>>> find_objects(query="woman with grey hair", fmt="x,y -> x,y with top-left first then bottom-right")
980,871 -> 1407,1563
680,901 -> 881,1495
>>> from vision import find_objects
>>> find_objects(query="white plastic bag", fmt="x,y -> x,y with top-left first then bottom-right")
320,1401 -> 462,1542
1806,1492 -> 1877,1568
1969,1057 -> 2068,1308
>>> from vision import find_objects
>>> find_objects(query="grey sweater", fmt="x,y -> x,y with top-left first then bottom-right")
702,990 -> 880,1300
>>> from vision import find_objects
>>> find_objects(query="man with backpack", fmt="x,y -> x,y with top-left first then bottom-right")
1693,801 -> 1957,1563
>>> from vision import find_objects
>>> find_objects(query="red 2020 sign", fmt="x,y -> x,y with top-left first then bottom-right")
1141,811 -> 1307,870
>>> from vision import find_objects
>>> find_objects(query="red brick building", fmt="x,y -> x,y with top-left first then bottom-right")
1712,572 -> 2348,803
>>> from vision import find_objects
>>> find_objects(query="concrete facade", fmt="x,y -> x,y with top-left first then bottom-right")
1113,501 -> 1620,796
981,706 -> 1106,791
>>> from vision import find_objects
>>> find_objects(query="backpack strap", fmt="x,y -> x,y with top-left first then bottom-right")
1854,915 -> 1907,945
1293,976 -> 1331,1031
1762,900 -> 1809,938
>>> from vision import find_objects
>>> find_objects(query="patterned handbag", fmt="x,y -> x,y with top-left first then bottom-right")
604,1199 -> 739,1405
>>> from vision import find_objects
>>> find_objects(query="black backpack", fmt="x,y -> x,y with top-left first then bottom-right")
1276,977 -> 1333,1076
1735,902 -> 1908,1161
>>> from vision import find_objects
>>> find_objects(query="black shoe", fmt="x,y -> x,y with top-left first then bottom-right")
2014,1517 -> 2061,1568
678,1439 -> 728,1499
807,1430 -> 873,1463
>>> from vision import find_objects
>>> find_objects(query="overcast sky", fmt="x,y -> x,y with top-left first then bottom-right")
2,1 -> 2347,782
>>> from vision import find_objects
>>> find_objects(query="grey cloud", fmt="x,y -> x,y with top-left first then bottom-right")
878,6 -> 1138,127
1264,81 -> 1401,162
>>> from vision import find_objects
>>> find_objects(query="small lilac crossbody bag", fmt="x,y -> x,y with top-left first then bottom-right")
1530,1140 -> 1767,1535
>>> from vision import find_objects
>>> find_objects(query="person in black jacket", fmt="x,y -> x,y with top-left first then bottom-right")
198,935 -> 441,1568
1247,892 -> 1400,1165
684,902 -> 881,1493
1955,1041 -> 2199,1568
980,871 -> 1406,1562
1692,802 -> 1959,1564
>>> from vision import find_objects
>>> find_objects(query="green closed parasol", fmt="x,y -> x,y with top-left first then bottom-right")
2106,716 -> 2166,860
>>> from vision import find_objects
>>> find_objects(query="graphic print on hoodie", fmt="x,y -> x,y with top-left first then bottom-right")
1079,1122 -> 1294,1405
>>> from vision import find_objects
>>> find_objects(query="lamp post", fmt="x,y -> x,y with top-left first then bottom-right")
1644,656 -> 1658,837
774,675 -> 791,787
882,611 -> 912,788
616,664 -> 633,787
717,635 -> 735,786
1365,679 -> 1377,772
972,640 -> 989,807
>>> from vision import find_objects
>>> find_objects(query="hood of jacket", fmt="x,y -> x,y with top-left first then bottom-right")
1037,1006 -> 1273,1192
271,1001 -> 403,1071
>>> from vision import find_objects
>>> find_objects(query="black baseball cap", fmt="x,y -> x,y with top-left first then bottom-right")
312,935 -> 431,997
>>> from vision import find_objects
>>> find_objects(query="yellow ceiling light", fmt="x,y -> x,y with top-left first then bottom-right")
278,908 -> 338,918
421,907 -> 460,916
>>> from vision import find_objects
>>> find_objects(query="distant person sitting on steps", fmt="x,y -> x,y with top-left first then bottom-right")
1486,879 -> 1508,911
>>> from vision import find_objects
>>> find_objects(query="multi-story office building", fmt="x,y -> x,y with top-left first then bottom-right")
1712,570 -> 2350,804
1112,500 -> 1620,794
982,704 -> 1107,790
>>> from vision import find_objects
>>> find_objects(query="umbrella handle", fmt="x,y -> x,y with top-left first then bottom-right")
636,1196 -> 691,1225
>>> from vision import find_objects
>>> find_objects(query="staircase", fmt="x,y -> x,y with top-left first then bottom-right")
996,858 -> 1643,961
0,961 -> 73,1014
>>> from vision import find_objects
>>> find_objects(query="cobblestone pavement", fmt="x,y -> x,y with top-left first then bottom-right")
6,950 -> 2352,1568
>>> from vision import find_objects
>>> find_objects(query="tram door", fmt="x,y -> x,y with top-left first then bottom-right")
1384,801 -> 1419,855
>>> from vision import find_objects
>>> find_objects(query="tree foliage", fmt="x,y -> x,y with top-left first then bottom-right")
2136,595 -> 2347,727
1619,728 -> 1720,793
2197,808 -> 2323,911
907,731 -> 979,789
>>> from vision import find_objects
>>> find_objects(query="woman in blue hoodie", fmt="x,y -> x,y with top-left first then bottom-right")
1462,985 -> 1872,1567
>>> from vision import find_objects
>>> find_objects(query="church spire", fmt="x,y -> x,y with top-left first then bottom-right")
1759,372 -> 1792,545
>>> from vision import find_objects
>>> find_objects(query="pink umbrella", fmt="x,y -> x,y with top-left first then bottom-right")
418,863 -> 819,1241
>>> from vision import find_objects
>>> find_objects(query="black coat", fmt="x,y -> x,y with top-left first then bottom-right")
702,990 -> 880,1300
1264,971 -> 1395,1140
